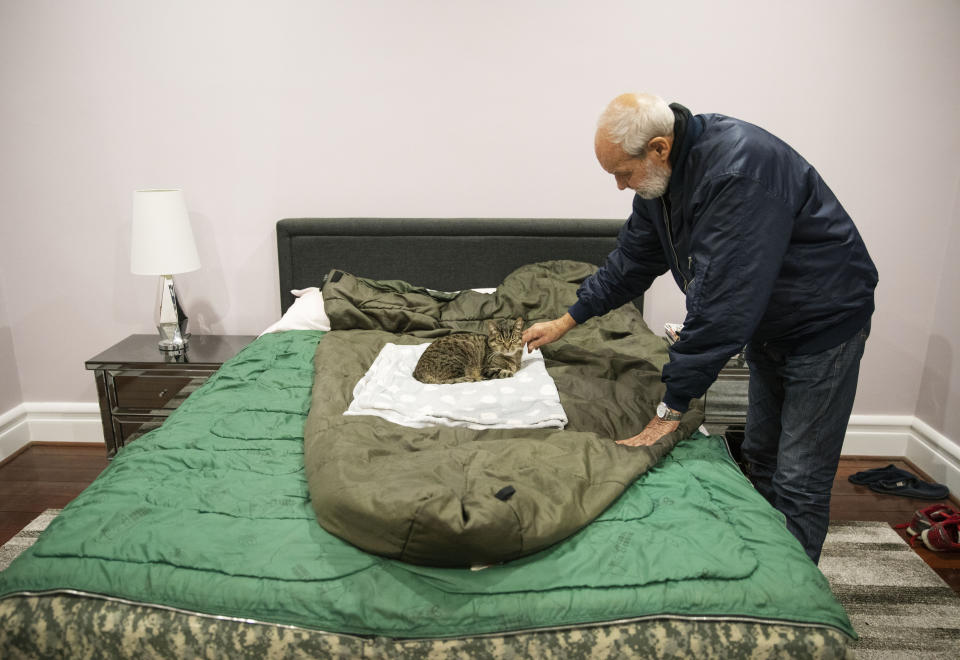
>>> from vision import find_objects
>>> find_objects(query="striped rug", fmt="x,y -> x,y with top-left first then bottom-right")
820,520 -> 960,659
2,513 -> 959,657
0,509 -> 61,572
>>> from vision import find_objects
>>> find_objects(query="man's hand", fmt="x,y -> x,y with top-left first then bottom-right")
522,313 -> 577,352
616,417 -> 680,447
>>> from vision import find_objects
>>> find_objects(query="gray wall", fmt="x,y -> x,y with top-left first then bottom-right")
916,180 -> 960,440
0,278 -> 24,414
0,1 -> 958,444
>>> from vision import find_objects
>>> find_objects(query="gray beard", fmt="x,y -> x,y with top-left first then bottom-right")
634,162 -> 671,200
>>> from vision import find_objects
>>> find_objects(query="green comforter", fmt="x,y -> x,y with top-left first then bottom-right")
0,267 -> 855,640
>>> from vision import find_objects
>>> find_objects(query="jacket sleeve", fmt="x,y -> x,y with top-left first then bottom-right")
568,196 -> 670,324
661,175 -> 793,412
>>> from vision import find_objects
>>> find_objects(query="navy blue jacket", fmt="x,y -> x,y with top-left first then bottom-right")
569,111 -> 878,412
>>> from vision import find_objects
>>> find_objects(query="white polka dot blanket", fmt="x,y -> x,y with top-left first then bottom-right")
344,342 -> 567,430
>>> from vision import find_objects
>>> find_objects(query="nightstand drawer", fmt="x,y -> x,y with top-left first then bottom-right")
703,359 -> 750,426
113,416 -> 166,447
109,370 -> 215,412
703,374 -> 750,424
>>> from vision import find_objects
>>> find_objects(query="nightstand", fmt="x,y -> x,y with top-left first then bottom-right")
703,352 -> 750,430
86,334 -> 256,457
664,327 -> 749,429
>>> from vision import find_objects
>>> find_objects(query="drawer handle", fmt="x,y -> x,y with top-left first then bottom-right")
158,389 -> 168,398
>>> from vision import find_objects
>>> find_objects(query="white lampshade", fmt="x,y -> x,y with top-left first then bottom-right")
130,189 -> 201,275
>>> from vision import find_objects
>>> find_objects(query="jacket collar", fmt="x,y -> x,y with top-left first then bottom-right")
666,103 -> 703,207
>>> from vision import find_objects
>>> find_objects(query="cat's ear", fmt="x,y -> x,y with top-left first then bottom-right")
486,320 -> 498,334
513,317 -> 524,331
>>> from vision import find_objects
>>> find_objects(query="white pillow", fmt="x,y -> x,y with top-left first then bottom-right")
258,287 -> 496,337
259,288 -> 331,336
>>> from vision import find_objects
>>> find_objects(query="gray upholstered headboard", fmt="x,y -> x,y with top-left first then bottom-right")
276,217 -> 632,314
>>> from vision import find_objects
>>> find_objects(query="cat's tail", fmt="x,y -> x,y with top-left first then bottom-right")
417,369 -> 483,385
453,367 -> 484,383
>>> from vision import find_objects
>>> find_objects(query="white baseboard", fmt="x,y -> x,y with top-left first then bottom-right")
2,405 -> 958,496
841,415 -> 916,456
0,403 -> 104,462
843,414 -> 960,500
0,405 -> 32,464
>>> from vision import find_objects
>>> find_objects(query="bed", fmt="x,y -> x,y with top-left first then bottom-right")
0,218 -> 854,658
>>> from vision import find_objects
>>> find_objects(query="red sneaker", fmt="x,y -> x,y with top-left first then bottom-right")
897,503 -> 958,538
920,514 -> 960,552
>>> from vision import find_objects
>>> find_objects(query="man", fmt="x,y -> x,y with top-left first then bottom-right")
523,93 -> 878,563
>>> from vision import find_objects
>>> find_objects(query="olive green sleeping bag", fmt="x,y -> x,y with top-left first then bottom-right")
303,260 -> 704,566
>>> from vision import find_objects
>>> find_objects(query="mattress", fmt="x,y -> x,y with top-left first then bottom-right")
0,272 -> 854,658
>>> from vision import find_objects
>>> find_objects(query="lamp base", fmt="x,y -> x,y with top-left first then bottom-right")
156,274 -> 190,352
158,335 -> 191,352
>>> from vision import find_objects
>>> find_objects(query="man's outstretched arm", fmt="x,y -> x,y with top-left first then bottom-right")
522,313 -> 577,352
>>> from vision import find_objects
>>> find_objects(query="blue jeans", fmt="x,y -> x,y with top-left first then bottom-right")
741,324 -> 869,564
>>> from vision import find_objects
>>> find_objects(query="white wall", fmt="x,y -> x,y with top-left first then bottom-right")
0,1 -> 958,441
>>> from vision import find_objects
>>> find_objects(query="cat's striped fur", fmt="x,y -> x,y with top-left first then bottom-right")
413,318 -> 525,384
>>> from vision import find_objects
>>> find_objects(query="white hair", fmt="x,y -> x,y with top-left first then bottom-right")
597,93 -> 675,157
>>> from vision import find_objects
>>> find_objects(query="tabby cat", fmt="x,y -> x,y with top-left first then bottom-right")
413,317 -> 525,384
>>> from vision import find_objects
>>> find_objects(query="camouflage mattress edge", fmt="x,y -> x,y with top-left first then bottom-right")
0,593 -> 851,659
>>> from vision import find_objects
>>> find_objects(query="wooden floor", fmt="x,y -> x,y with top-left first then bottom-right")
1,444 -> 958,593
834,457 -> 960,593
0,444 -> 110,546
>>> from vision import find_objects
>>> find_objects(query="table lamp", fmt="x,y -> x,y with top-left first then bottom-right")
130,189 -> 201,352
